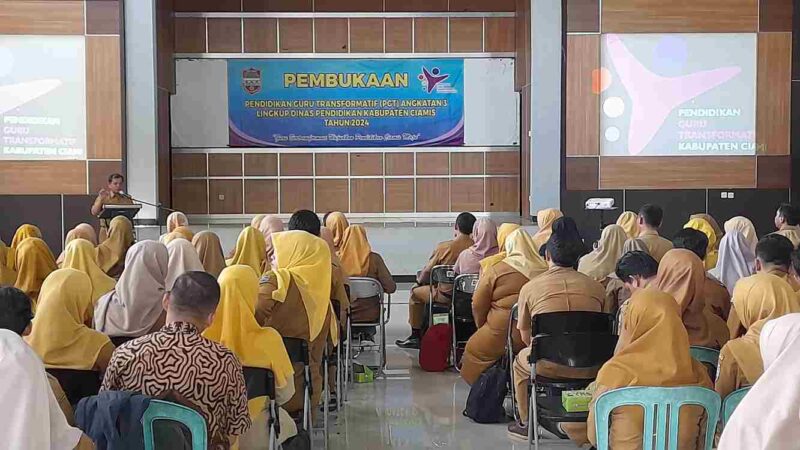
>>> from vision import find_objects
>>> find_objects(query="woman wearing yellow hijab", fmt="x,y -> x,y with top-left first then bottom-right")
0,241 -> 17,286
479,223 -> 521,272
204,265 -> 296,447
62,239 -> 116,304
531,208 -> 563,251
14,237 -> 56,309
95,216 -> 134,277
684,217 -> 719,269
338,225 -> 371,278
578,224 -> 628,282
227,226 -> 266,275
616,211 -> 640,240
7,224 -> 42,269
324,212 -> 349,250
502,228 -> 548,280
716,272 -> 800,400
25,269 -> 114,371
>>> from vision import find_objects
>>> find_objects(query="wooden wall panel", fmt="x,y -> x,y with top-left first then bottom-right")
315,0 -> 382,12
601,0 -> 757,32
209,180 -> 243,213
451,179 -> 485,211
449,18 -> 483,53
385,179 -> 414,212
315,153 -> 349,176
278,19 -> 313,53
385,19 -> 413,52
0,161 -> 88,194
350,19 -> 384,53
157,90 -> 171,209
243,154 -> 277,176
384,0 -> 448,12
280,154 -> 313,176
385,153 -> 414,175
174,18 -> 206,53
88,161 -> 122,194
172,180 -> 208,214
172,154 -> 207,178
350,153 -> 383,176
757,156 -> 791,188
567,0 -> 600,33
243,0 -> 312,12
208,154 -> 242,176
280,180 -> 313,213
756,32 -> 791,155
451,153 -> 484,175
351,179 -> 384,213
484,18 -> 515,52
599,157 -> 756,189
451,0 -> 515,11
86,0 -> 120,35
157,0 -> 176,93
759,0 -> 793,32
486,152 -> 520,175
416,179 -> 450,212
416,153 -> 449,175
0,1 -> 84,34
207,18 -> 242,53
565,157 -> 599,190
174,0 -> 239,12
87,36 -> 123,160
414,18 -> 448,53
486,177 -> 519,211
515,0 -> 530,91
566,35 -> 599,156
244,18 -> 277,53
315,179 -> 349,212
315,18 -> 349,53
244,180 -> 278,213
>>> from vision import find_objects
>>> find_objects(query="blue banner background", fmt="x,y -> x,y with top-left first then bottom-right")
227,59 -> 464,147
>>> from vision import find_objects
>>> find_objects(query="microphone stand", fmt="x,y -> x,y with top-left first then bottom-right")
121,194 -> 177,239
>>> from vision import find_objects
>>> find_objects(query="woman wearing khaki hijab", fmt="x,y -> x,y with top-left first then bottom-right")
56,224 -> 98,266
257,215 -> 284,271
14,238 -> 57,310
615,211 -> 640,240
531,208 -> 563,251
165,238 -> 204,290
578,225 -> 628,283
0,240 -> 17,286
159,211 -> 189,243
324,212 -> 349,250
192,230 -> 226,278
94,216 -> 134,278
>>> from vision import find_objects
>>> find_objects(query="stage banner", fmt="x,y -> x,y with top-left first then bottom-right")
227,59 -> 464,147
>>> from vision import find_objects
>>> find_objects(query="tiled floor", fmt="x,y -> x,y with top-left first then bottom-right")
319,287 -> 583,450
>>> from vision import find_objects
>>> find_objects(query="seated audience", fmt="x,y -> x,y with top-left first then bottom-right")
772,203 -> 800,248
508,226 -> 605,441
791,248 -> 800,291
14,237 -> 57,310
396,212 -> 476,349
227,226 -> 267,276
56,223 -> 98,266
478,223 -> 521,272
716,271 -> 799,400
578,224 -> 627,285
26,269 -> 114,372
0,240 -> 17,286
62,239 -> 116,304
654,248 -> 725,348
611,251 -> 659,334
531,208 -> 563,252
616,211 -> 640,240
250,214 -> 266,228
338,225 -> 396,325
325,211 -> 349,251
629,204 -> 673,262
192,230 -> 226,278
258,230 -> 333,416
168,226 -> 195,243
165,238 -> 204,290
203,265 -> 297,447
725,216 -> 758,253
7,224 -> 42,269
454,218 -> 499,275
684,216 -> 719,269
95,241 -> 169,339
159,211 -> 189,243
94,216 -> 134,278
718,313 -> 800,450
672,228 -> 732,322
461,228 -> 546,385
256,215 -> 284,272
101,271 -> 250,448
690,213 -> 723,265
573,290 -> 712,449
710,231 -> 756,295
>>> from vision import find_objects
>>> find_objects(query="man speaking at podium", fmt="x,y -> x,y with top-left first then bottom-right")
91,173 -> 133,241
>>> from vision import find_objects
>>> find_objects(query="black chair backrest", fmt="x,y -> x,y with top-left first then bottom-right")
282,337 -> 309,365
529,333 -> 618,369
431,265 -> 456,285
242,367 -> 276,400
452,274 -> 479,321
46,368 -> 102,406
532,311 -> 614,337
455,274 -> 479,294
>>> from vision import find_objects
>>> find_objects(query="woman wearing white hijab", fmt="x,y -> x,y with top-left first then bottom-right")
158,211 -> 189,243
710,231 -> 756,295
0,329 -> 89,450
165,238 -> 204,290
719,313 -> 800,450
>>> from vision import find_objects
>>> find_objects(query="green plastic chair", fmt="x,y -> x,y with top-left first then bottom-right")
142,400 -> 207,450
722,386 -> 751,426
689,346 -> 720,379
594,386 -> 721,450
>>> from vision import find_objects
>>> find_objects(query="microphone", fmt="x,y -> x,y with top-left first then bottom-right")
118,190 -> 132,199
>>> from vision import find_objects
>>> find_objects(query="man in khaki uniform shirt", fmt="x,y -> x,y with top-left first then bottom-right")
771,203 -> 800,248
508,232 -> 605,442
628,204 -> 673,262
396,212 -> 475,349
90,173 -> 133,242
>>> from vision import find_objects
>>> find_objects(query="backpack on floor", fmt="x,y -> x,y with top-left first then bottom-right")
463,357 -> 510,423
419,323 -> 452,372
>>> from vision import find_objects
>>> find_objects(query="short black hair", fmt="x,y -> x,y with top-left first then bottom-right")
108,173 -> 124,183
777,203 -> 800,226
0,287 -> 33,335
672,228 -> 709,261
169,271 -> 220,318
455,212 -> 477,235
638,204 -> 664,228
615,251 -> 659,283
288,209 -> 321,237
756,234 -> 793,268
546,233 -> 585,268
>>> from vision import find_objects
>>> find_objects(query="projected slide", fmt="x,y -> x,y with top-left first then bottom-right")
599,33 -> 756,157
0,36 -> 86,160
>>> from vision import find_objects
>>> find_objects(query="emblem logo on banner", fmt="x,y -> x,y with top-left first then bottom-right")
242,68 -> 262,95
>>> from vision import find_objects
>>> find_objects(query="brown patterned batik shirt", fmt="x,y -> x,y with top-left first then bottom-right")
101,322 -> 251,442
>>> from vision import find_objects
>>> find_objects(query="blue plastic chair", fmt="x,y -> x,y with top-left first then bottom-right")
594,386 -> 721,450
689,346 -> 720,379
722,386 -> 751,426
142,400 -> 207,450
